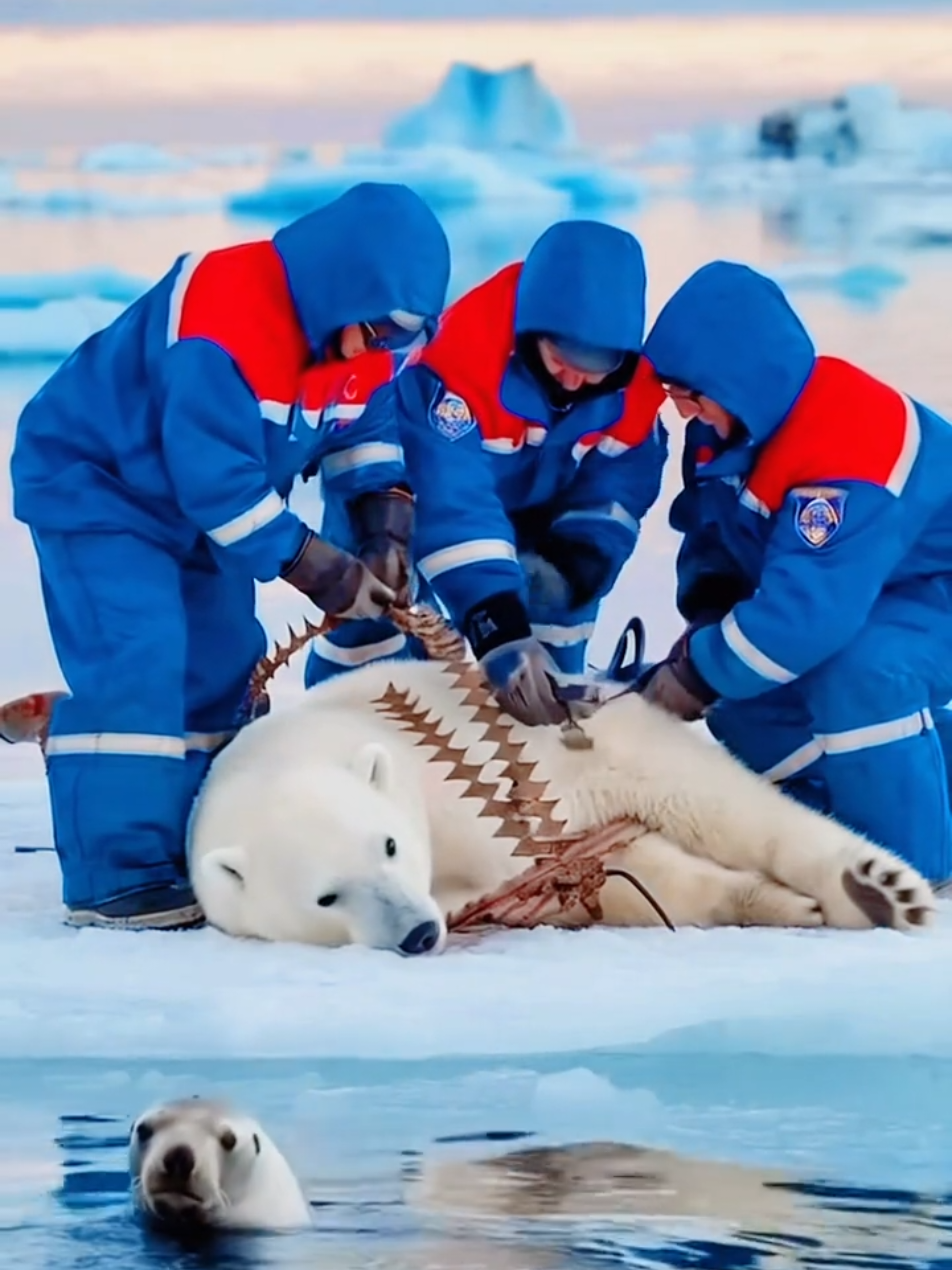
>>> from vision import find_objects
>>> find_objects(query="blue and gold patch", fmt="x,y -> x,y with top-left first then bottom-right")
429,391 -> 476,442
792,486 -> 847,548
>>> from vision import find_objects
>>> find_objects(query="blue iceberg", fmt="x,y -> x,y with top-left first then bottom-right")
384,60 -> 577,154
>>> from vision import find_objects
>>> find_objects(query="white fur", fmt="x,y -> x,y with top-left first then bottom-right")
129,1098 -> 311,1231
188,660 -> 936,944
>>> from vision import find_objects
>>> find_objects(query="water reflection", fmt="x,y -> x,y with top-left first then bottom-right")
7,1111 -> 943,1269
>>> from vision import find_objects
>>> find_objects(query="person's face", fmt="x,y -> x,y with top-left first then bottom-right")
337,320 -> 420,360
537,336 -> 610,393
662,382 -> 737,438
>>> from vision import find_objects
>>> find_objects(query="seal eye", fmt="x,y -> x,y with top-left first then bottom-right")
135,1122 -> 154,1145
317,893 -> 338,908
220,1128 -> 237,1152
385,837 -> 397,858
252,1134 -> 261,1156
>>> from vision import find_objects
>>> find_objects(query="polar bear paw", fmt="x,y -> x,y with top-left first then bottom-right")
839,853 -> 935,931
734,878 -> 825,928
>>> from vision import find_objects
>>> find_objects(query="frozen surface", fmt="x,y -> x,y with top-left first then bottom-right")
77,143 -> 193,174
0,170 -> 219,218
0,297 -> 124,361
0,268 -> 148,308
1,777 -> 950,1063
384,61 -> 577,154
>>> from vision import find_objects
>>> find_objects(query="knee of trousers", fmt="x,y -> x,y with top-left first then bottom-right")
303,619 -> 426,688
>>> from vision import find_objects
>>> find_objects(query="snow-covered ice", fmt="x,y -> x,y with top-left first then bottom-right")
0,268 -> 149,308
0,298 -> 125,361
1,775 -> 950,1063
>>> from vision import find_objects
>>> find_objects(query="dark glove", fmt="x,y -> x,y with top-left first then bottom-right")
464,591 -> 567,728
349,486 -> 415,606
639,627 -> 719,722
280,530 -> 395,620
534,534 -> 614,611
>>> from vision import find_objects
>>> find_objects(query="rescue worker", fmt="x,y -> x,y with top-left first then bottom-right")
305,219 -> 669,729
9,182 -> 450,930
638,259 -> 952,883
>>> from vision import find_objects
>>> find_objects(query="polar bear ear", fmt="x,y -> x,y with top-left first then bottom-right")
350,741 -> 395,796
202,846 -> 247,891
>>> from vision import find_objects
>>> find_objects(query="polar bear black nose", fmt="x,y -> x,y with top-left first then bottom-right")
163,1144 -> 195,1181
399,921 -> 440,956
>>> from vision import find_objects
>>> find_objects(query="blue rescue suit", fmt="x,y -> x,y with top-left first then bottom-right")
306,220 -> 668,686
644,261 -> 952,882
10,182 -> 450,909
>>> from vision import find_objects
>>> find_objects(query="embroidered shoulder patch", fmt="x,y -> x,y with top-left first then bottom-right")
792,486 -> 847,548
430,390 -> 476,442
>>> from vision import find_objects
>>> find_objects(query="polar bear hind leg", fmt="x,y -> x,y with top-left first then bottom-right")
577,695 -> 937,931
598,832 -> 825,929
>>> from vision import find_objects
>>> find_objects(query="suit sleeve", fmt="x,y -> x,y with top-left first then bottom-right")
689,480 -> 907,699
310,354 -> 409,503
396,363 -> 524,625
544,416 -> 669,601
161,337 -> 307,581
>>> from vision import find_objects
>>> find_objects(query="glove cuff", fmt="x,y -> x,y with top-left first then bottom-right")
463,591 -> 533,661
349,486 -> 414,552
673,650 -> 719,707
538,534 -> 613,609
680,575 -> 750,624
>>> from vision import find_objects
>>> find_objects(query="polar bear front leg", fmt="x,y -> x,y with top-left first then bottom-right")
598,832 -> 825,929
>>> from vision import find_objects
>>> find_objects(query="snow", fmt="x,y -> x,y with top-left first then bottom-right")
1,777 -> 950,1063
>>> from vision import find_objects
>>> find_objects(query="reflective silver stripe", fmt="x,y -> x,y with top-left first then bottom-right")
553,502 -> 639,536
483,437 -> 522,455
721,612 -> 797,685
596,436 -> 629,457
185,730 -> 235,753
322,442 -> 404,479
885,394 -> 921,496
418,539 -> 517,580
764,709 -> 933,781
818,708 -> 933,756
322,403 -> 366,425
260,400 -> 292,426
525,425 -> 546,447
531,621 -> 596,647
311,632 -> 406,666
166,251 -> 204,346
763,739 -> 824,783
739,487 -> 771,517
46,733 -> 186,758
208,491 -> 285,547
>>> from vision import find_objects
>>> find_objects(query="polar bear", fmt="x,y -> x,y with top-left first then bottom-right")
187,654 -> 935,950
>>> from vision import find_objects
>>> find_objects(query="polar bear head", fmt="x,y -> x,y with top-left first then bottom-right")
189,738 -> 445,956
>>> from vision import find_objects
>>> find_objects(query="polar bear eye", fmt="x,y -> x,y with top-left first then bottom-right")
317,892 -> 339,908
385,837 -> 397,858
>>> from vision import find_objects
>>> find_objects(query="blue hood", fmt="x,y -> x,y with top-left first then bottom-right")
273,182 -> 451,355
644,261 -> 816,443
514,220 -> 647,356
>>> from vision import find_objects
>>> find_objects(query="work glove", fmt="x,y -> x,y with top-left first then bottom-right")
280,530 -> 395,620
520,536 -> 614,618
639,617 -> 720,722
519,551 -> 572,616
350,486 -> 415,607
464,591 -> 567,728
